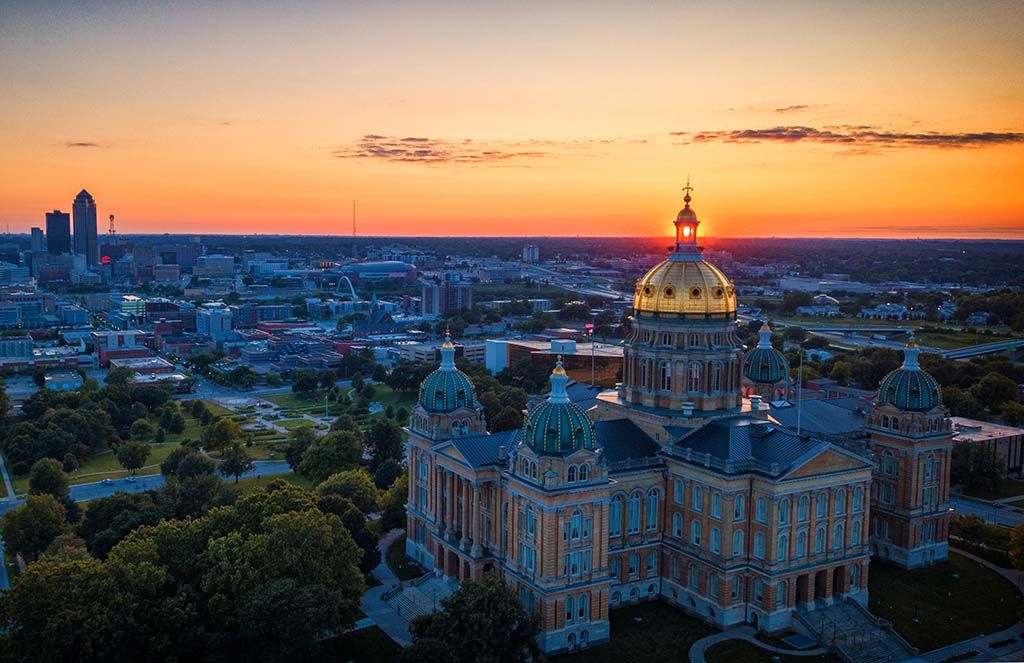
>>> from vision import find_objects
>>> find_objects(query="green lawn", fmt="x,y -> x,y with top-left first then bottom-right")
198,399 -> 234,417
386,534 -> 427,581
321,625 -> 401,663
368,384 -> 417,410
264,390 -> 326,410
228,472 -> 313,495
869,553 -> 1021,651
12,442 -> 185,493
278,418 -> 316,430
705,640 -> 841,663
555,601 -> 718,663
960,478 -> 1024,501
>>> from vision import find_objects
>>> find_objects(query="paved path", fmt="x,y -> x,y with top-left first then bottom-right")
0,452 -> 15,503
689,625 -> 831,663
920,548 -> 1024,663
359,528 -> 413,647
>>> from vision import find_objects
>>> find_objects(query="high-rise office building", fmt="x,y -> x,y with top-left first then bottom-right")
73,189 -> 99,266
30,227 -> 45,252
45,211 -> 71,254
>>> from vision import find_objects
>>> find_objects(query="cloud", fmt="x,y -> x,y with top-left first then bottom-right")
774,105 -> 811,113
671,126 -> 1024,150
330,135 -> 639,165
65,141 -> 104,148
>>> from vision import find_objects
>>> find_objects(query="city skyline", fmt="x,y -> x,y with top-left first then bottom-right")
2,1 -> 1023,239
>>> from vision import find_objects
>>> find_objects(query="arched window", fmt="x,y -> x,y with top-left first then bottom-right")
851,520 -> 862,545
891,417 -> 900,431
883,452 -> 895,476
710,527 -> 721,553
776,581 -> 787,609
779,499 -> 791,526
579,464 -> 589,481
924,455 -> 934,481
853,487 -> 864,512
753,532 -> 766,559
672,512 -> 683,537
565,596 -> 575,622
733,494 -> 745,521
526,506 -> 536,536
732,530 -> 744,557
711,363 -> 722,392
777,534 -> 789,561
709,573 -> 719,598
659,361 -> 672,391
881,414 -> 890,429
833,522 -> 845,550
628,492 -> 641,534
850,564 -> 859,588
834,489 -> 846,515
692,484 -> 704,512
578,593 -> 589,620
691,520 -> 702,546
815,527 -> 825,553
640,359 -> 649,388
646,490 -> 658,531
610,495 -> 623,537
662,333 -> 672,347
755,497 -> 767,523
571,509 -> 582,540
689,362 -> 702,392
816,493 -> 827,518
796,530 -> 808,558
798,495 -> 809,521
567,465 -> 576,483
711,492 -> 722,519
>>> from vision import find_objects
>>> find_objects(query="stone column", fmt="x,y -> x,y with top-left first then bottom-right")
461,479 -> 472,550
445,470 -> 455,540
471,484 -> 483,556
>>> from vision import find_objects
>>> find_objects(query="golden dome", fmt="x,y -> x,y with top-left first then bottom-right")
633,258 -> 737,316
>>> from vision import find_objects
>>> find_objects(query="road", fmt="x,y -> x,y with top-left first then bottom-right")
0,460 -> 292,589
950,497 -> 1024,528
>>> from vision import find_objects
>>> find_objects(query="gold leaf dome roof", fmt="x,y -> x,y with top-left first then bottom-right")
632,181 -> 737,317
633,258 -> 736,316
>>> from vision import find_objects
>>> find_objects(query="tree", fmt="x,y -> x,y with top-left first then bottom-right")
291,369 -> 320,396
32,366 -> 47,388
365,420 -> 403,471
219,444 -> 254,483
0,379 -> 10,425
116,440 -> 152,475
130,417 -> 155,441
284,426 -> 318,470
380,472 -> 409,531
28,458 -> 70,499
105,366 -> 135,386
373,458 -> 403,489
298,431 -> 362,484
161,446 -> 215,478
403,576 -> 542,663
1002,402 -> 1024,427
784,326 -> 807,342
318,469 -> 379,514
974,372 -> 1018,409
951,442 -> 1004,496
1,495 -> 67,560
203,416 -> 242,452
490,406 -> 524,433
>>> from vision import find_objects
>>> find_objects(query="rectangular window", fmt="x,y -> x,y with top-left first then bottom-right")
647,550 -> 657,576
689,566 -> 699,591
628,554 -> 639,577
672,556 -> 682,580
610,500 -> 622,537
583,517 -> 592,539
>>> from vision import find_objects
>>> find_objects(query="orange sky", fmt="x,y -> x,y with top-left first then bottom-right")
1,1 -> 1022,238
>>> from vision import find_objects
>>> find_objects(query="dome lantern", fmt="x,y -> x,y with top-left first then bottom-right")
673,178 -> 700,256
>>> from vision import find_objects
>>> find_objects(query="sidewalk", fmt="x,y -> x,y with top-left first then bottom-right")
689,625 -> 831,663
359,528 -> 413,647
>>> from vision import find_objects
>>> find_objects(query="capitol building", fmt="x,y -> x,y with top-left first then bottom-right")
403,187 -> 953,655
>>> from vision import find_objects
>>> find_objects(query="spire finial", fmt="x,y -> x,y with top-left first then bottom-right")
682,176 -> 693,207
549,355 -> 569,402
902,331 -> 920,370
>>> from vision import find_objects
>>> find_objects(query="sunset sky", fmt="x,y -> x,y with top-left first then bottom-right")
2,1 -> 1022,238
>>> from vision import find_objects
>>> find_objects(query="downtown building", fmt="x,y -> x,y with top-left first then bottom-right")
72,189 -> 100,266
402,189 -> 952,655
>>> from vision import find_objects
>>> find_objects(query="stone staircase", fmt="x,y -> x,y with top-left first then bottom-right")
384,574 -> 458,622
797,600 -> 916,663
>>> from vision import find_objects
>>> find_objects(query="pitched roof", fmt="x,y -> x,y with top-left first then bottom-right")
447,429 -> 519,469
672,418 -> 833,477
595,419 -> 661,463
768,399 -> 865,437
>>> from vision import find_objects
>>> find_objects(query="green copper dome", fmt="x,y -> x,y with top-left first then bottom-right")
877,339 -> 941,411
744,323 -> 789,384
418,337 -> 476,413
522,360 -> 595,455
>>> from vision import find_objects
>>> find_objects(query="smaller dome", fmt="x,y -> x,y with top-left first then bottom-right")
744,323 -> 789,384
522,359 -> 595,456
877,336 -> 941,411
418,334 -> 476,413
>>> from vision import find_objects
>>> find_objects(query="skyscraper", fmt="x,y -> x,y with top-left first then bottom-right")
45,210 -> 71,254
72,189 -> 99,266
30,227 -> 44,252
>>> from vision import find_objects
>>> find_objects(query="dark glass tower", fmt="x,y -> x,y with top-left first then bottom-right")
73,189 -> 99,266
45,210 -> 71,254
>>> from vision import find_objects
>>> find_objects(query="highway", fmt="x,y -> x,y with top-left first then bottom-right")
949,497 -> 1024,528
